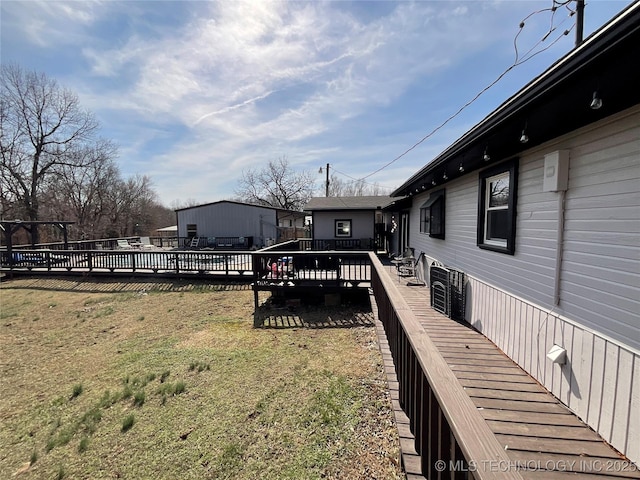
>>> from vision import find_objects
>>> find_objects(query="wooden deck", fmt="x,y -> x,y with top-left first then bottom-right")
374,261 -> 640,479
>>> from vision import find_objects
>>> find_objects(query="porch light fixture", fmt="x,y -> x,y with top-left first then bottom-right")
442,171 -> 448,180
519,128 -> 529,144
590,91 -> 603,110
483,147 -> 491,162
458,163 -> 464,173
431,179 -> 437,186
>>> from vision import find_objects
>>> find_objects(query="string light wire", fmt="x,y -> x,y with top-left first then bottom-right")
350,1 -> 577,182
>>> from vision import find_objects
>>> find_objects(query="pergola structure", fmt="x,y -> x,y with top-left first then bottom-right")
0,220 -> 75,255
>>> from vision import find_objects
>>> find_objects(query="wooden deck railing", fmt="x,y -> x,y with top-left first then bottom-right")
369,253 -> 522,480
1,249 -> 253,277
9,236 -> 180,251
252,250 -> 371,286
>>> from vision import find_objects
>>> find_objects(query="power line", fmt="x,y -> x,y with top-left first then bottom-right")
352,1 -> 576,182
328,166 -> 395,192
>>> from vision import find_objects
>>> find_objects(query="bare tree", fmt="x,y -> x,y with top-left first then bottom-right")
103,174 -> 157,238
169,198 -> 201,211
43,144 -> 120,239
1,64 -> 103,242
327,173 -> 383,197
235,156 -> 316,211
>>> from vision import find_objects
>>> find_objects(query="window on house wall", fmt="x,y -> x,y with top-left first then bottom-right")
187,224 -> 197,237
419,190 -> 445,239
335,219 -> 352,237
477,158 -> 518,254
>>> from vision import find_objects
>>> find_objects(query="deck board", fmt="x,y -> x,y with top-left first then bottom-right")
377,263 -> 640,479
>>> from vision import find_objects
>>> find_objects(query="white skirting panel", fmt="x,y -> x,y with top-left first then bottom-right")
466,276 -> 640,465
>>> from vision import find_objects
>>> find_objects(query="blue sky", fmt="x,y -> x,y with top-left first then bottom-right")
1,0 -> 632,207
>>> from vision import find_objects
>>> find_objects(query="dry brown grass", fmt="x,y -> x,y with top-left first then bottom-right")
0,277 -> 404,479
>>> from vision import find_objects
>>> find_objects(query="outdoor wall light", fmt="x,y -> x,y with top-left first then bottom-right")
458,163 -> 464,173
442,171 -> 448,180
590,91 -> 603,110
519,128 -> 529,144
431,179 -> 437,186
483,147 -> 491,162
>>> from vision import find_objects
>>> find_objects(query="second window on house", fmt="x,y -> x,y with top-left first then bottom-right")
477,158 -> 518,255
419,190 -> 445,239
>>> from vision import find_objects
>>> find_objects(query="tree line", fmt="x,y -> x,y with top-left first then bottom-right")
1,64 -> 173,244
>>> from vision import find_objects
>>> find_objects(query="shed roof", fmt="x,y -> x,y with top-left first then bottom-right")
392,2 -> 640,197
175,200 -> 298,214
305,196 -> 394,211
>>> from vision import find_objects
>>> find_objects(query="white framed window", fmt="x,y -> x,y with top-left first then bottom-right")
477,159 -> 518,255
484,173 -> 509,246
335,219 -> 352,237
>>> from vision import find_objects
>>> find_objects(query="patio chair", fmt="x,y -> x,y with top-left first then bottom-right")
391,248 -> 414,271
399,252 -> 426,286
139,237 -> 155,249
117,239 -> 133,249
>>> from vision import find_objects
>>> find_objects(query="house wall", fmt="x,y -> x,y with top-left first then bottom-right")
176,202 -> 278,247
312,210 -> 375,240
407,106 -> 640,464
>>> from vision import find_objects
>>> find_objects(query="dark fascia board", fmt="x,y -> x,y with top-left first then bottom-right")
392,2 -> 640,197
381,195 -> 412,211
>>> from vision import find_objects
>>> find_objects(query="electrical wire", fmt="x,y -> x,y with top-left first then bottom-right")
328,165 -> 395,192
351,1 -> 578,182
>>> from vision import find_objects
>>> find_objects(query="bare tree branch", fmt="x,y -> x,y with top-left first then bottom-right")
235,156 -> 316,211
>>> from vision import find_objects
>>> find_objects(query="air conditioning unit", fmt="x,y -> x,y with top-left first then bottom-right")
430,266 -> 466,321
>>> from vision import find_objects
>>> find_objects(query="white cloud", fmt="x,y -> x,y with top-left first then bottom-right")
2,0 -> 105,47
6,0 -> 620,205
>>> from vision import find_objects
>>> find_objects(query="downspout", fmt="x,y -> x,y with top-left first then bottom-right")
554,190 -> 566,306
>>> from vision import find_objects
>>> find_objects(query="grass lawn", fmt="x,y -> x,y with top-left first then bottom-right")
0,278 -> 404,479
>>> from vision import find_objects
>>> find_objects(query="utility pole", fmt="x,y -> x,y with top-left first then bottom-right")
575,0 -> 585,47
321,163 -> 330,197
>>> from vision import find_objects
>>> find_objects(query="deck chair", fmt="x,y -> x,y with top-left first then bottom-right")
117,239 -> 133,249
390,248 -> 414,270
398,251 -> 422,278
139,237 -> 155,249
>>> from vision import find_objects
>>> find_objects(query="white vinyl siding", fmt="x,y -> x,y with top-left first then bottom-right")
561,113 -> 640,348
406,106 -> 640,465
409,157 -> 558,308
409,106 -> 640,352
